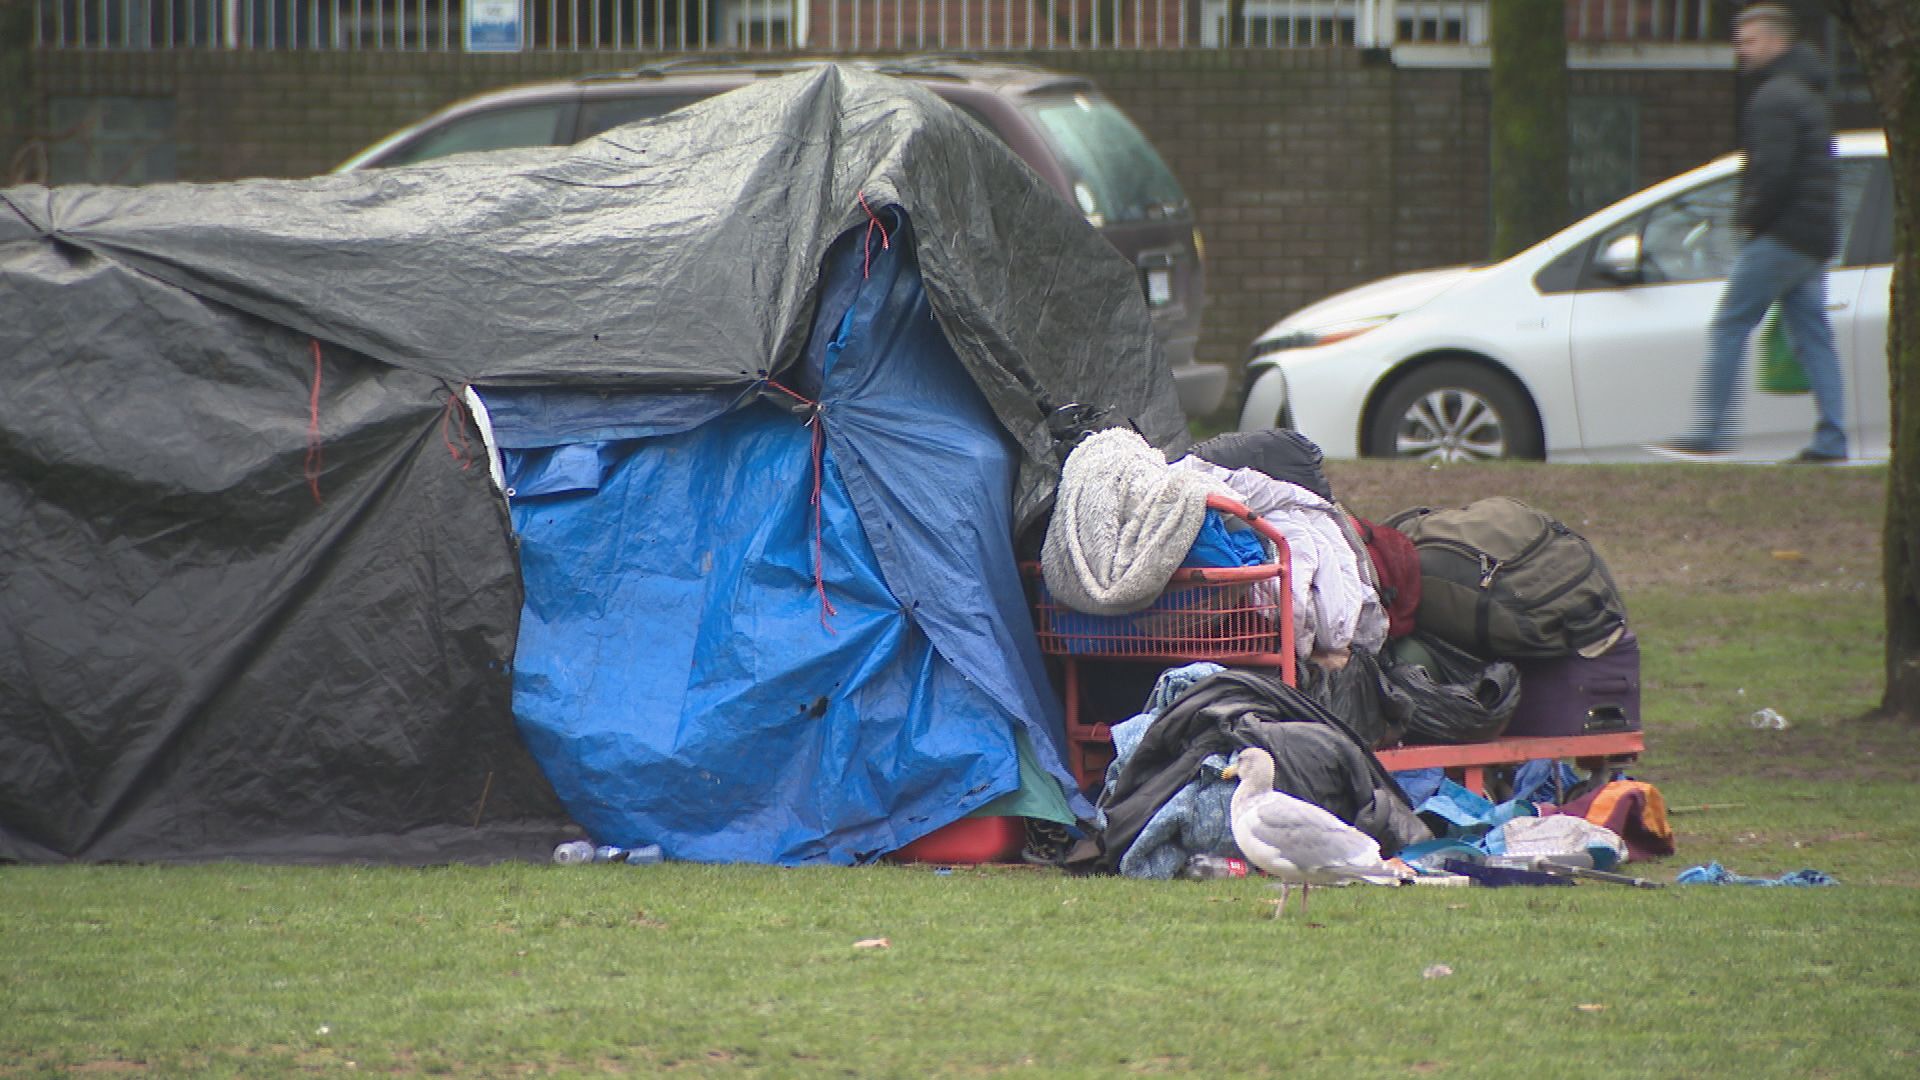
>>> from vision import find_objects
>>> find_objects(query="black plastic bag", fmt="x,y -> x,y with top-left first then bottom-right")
1382,632 -> 1521,744
1297,648 -> 1415,750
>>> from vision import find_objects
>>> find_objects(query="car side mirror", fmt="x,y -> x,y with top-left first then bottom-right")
1597,234 -> 1643,284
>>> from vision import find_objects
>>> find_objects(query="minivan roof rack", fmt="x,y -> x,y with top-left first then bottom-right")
574,56 -> 809,83
571,54 -> 1092,93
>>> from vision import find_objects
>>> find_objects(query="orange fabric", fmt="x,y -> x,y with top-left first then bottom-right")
1552,779 -> 1675,858
1573,780 -> 1675,860
1585,780 -> 1671,841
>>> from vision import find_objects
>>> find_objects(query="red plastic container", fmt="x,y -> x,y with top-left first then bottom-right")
887,816 -> 1024,864
1027,567 -> 1288,659
1021,495 -> 1296,672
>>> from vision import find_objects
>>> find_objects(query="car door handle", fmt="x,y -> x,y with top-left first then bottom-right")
1828,301 -> 1850,311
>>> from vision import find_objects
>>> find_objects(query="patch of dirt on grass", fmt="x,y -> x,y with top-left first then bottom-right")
1660,711 -> 1920,784
1123,1055 -> 1196,1073
1,1053 -> 157,1077
1325,461 -> 1885,594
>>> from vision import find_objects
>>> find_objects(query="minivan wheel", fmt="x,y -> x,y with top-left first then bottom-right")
1365,361 -> 1542,461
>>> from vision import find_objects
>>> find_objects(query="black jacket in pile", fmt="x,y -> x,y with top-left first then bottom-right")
1736,42 -> 1838,262
1070,670 -> 1428,872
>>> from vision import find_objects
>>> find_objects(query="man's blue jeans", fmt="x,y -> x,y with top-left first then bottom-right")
1692,235 -> 1848,457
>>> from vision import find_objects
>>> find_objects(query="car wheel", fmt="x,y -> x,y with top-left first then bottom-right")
1365,360 -> 1542,461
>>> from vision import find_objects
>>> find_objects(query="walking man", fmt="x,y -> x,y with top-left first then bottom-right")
1654,2 -> 1846,464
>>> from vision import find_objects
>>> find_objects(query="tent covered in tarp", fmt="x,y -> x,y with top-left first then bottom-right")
0,65 -> 1187,864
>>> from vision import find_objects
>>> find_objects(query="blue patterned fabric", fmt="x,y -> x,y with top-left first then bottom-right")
1102,663 -> 1241,879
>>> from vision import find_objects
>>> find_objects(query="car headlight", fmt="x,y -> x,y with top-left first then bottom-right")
1249,314 -> 1395,357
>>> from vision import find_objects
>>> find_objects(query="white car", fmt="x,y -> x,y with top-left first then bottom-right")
1238,132 -> 1893,463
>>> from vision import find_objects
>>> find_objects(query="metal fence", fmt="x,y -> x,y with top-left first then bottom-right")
32,0 -> 1721,51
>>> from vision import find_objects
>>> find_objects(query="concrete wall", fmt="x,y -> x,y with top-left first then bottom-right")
11,48 -> 1736,420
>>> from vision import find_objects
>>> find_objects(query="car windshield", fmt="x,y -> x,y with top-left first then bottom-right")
1024,94 -> 1188,226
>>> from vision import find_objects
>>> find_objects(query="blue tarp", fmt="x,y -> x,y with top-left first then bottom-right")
483,215 -> 1086,865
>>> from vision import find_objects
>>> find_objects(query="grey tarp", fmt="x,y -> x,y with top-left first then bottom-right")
2,64 -> 1184,528
0,65 -> 1187,862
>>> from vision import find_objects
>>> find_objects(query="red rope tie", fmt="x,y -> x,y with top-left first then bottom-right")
441,386 -> 474,470
766,378 -> 837,631
304,339 -> 325,505
858,192 -> 890,280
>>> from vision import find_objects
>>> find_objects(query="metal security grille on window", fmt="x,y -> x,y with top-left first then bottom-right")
33,0 -> 1722,51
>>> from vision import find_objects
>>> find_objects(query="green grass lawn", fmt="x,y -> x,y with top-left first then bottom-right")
5,462 -> 1918,1078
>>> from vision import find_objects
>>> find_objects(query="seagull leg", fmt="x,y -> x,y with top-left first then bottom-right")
1300,883 -> 1311,919
1269,883 -> 1290,919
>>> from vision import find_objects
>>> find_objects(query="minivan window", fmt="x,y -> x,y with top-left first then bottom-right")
1024,95 -> 1188,227
577,94 -> 718,140
378,104 -> 571,167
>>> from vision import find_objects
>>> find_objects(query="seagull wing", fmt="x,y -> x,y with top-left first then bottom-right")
1240,792 -> 1385,873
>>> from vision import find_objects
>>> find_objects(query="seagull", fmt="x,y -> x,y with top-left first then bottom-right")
1220,746 -> 1407,918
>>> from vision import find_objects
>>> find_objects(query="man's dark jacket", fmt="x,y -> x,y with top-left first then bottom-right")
1737,42 -> 1838,261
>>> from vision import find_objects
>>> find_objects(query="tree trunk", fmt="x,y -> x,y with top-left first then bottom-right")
1488,2 -> 1569,260
1823,1 -> 1920,722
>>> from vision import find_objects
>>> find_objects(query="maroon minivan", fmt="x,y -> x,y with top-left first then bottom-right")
335,56 -> 1223,419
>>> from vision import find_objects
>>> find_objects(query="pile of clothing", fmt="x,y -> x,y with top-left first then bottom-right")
1037,427 -> 1641,878
1040,427 -> 1387,661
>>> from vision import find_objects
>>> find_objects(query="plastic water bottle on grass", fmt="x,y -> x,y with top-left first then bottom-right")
1177,853 -> 1249,879
555,840 -> 664,865
620,843 -> 665,865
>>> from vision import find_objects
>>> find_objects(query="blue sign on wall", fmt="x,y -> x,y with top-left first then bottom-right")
466,0 -> 523,52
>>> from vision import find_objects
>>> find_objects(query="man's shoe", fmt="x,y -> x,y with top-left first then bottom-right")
1788,448 -> 1847,465
1647,435 -> 1734,461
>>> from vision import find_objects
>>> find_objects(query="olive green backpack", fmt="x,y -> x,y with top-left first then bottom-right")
1384,497 -> 1627,659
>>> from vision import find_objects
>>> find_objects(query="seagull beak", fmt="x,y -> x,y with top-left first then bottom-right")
1219,765 -> 1238,780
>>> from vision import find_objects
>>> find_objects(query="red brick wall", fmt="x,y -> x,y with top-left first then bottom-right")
16,48 -> 1736,417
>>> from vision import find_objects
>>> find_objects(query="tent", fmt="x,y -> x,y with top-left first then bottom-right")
0,65 -> 1188,864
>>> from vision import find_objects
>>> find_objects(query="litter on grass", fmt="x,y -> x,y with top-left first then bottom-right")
1675,862 -> 1836,887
